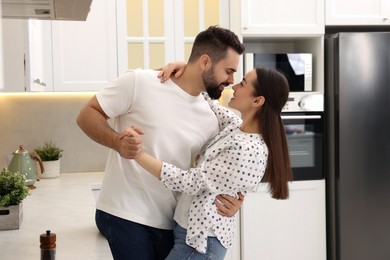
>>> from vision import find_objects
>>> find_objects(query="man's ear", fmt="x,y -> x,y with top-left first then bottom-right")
199,54 -> 211,70
253,96 -> 265,107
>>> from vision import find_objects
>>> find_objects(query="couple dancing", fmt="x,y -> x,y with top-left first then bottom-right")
77,26 -> 292,260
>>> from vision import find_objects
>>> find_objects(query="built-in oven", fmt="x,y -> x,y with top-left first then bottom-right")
282,92 -> 324,181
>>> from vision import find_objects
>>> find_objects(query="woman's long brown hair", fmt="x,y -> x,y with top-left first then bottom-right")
253,67 -> 293,199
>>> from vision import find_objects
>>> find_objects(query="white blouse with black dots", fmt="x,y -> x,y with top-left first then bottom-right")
160,94 -> 269,253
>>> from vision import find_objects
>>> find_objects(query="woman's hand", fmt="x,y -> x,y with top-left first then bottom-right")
156,61 -> 187,83
119,126 -> 163,179
117,126 -> 144,159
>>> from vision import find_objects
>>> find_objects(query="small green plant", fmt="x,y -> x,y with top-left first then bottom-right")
0,168 -> 30,207
34,141 -> 63,161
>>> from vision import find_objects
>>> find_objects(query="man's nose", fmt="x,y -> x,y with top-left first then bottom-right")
227,74 -> 234,84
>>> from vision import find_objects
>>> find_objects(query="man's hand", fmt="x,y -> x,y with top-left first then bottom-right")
116,126 -> 144,159
215,192 -> 244,217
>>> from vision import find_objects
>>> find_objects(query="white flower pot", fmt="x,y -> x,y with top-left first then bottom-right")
39,160 -> 61,179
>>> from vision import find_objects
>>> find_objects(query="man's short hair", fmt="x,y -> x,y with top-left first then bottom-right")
188,26 -> 245,64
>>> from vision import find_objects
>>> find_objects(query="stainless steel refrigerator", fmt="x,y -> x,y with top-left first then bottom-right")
325,32 -> 390,260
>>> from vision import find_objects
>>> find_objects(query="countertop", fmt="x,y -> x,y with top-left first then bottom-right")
0,172 -> 112,260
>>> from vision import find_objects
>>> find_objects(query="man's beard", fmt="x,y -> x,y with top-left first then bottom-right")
202,66 -> 224,100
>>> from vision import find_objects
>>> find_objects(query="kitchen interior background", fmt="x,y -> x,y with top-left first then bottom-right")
0,0 -> 225,173
2,0 -> 390,260
0,93 -> 109,172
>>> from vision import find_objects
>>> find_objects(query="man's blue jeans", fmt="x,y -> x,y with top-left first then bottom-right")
95,209 -> 174,260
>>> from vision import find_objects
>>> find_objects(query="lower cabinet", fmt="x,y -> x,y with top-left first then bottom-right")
240,180 -> 326,260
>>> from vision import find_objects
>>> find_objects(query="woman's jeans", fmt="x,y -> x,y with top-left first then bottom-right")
95,209 -> 174,260
165,223 -> 227,260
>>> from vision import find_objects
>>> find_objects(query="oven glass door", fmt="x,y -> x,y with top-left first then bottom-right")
282,112 -> 324,181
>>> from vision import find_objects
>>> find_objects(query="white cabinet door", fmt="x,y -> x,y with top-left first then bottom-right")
326,0 -> 390,25
27,0 -> 118,92
240,180 -> 327,260
241,0 -> 325,35
51,0 -> 117,91
26,20 -> 54,91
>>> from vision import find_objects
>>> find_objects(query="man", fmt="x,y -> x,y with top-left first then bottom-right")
77,26 -> 245,260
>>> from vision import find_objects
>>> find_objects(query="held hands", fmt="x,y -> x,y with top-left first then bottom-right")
116,126 -> 245,213
116,126 -> 144,159
156,61 -> 187,83
215,192 -> 244,217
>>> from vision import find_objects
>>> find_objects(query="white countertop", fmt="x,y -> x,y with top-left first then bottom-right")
0,172 -> 112,260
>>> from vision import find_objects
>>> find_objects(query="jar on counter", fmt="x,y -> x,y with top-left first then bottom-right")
40,230 -> 56,260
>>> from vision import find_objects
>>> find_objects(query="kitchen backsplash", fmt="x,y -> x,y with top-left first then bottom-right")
0,93 -> 109,173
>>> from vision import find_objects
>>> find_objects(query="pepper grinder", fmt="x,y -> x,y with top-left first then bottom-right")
40,230 -> 56,260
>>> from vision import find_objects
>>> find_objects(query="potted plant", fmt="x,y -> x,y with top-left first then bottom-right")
34,141 -> 63,179
0,168 -> 30,230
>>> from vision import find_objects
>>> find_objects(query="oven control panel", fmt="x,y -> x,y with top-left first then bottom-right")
282,92 -> 323,112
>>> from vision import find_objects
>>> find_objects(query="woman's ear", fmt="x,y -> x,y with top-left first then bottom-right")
253,96 -> 265,107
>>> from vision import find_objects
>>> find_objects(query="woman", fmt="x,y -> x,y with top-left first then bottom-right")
125,67 -> 292,259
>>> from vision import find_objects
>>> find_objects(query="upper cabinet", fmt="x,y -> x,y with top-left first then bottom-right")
2,0 -> 226,92
27,0 -> 118,92
237,0 -> 325,93
326,0 -> 390,25
2,0 -> 118,92
241,0 -> 325,36
1,0 -> 92,21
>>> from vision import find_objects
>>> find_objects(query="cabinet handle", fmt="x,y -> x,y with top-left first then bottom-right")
381,0 -> 390,21
34,78 -> 46,87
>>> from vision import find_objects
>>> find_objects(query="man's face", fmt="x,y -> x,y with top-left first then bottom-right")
203,48 -> 240,99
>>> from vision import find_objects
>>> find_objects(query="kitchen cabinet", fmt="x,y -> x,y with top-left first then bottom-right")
240,180 -> 327,260
1,0 -> 92,21
229,0 -> 327,255
239,0 -> 325,96
326,0 -> 390,25
27,0 -> 118,92
2,0 -> 226,92
241,0 -> 325,36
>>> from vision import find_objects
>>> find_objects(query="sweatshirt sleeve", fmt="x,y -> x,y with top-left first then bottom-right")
160,136 -> 267,195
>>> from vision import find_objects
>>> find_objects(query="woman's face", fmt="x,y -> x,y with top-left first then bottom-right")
228,69 -> 259,114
